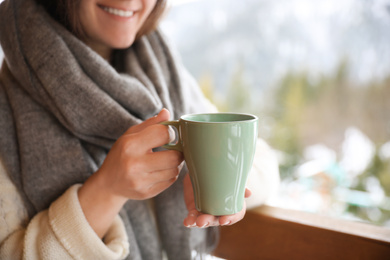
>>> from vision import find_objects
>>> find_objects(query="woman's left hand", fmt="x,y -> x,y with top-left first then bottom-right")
183,173 -> 252,228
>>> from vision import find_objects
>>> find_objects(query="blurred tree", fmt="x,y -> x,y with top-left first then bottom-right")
263,61 -> 390,226
225,63 -> 253,113
267,71 -> 315,178
198,72 -> 215,102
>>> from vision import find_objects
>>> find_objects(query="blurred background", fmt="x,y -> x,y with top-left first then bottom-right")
162,0 -> 390,227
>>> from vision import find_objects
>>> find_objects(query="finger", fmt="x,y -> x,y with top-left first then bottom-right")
127,124 -> 172,154
125,108 -> 170,135
145,175 -> 178,199
183,173 -> 195,208
183,210 -> 200,228
196,214 -> 220,228
218,201 -> 247,226
144,150 -> 184,172
148,168 -> 181,184
245,187 -> 252,198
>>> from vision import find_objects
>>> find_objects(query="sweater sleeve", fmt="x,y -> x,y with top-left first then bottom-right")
0,161 -> 130,260
245,138 -> 280,209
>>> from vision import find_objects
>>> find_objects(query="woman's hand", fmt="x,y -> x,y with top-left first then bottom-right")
93,108 -> 183,200
183,173 -> 252,228
78,108 -> 183,238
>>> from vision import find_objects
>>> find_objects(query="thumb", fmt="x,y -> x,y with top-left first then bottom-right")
245,187 -> 252,198
125,108 -> 171,135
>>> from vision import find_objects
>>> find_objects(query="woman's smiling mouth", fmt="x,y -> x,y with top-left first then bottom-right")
100,6 -> 135,18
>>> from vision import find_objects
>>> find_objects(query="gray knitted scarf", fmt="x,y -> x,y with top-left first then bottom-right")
0,0 -> 217,259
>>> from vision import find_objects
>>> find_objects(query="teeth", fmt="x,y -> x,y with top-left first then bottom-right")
102,7 -> 134,17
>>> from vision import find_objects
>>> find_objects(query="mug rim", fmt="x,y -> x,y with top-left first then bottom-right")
180,112 -> 258,124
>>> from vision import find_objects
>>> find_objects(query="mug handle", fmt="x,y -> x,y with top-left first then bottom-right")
160,121 -> 182,152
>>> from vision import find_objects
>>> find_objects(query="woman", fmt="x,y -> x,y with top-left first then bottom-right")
0,0 -> 276,259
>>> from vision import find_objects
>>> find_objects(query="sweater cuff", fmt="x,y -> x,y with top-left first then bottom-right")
48,184 -> 129,260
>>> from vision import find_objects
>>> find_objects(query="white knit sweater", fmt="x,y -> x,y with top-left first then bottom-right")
0,160 -> 130,259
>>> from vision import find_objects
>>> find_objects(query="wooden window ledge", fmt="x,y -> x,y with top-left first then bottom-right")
213,205 -> 390,260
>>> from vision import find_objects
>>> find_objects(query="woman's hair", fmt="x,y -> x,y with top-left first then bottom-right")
36,0 -> 167,40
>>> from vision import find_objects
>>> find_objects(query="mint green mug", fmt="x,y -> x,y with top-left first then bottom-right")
162,113 -> 258,215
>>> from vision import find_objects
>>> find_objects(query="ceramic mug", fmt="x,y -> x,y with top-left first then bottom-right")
162,113 -> 258,215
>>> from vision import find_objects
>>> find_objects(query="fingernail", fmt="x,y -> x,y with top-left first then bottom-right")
200,223 -> 209,228
156,108 -> 166,117
168,126 -> 176,143
178,161 -> 185,171
222,221 -> 231,226
185,223 -> 196,228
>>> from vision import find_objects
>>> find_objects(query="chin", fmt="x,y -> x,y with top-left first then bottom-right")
109,35 -> 137,49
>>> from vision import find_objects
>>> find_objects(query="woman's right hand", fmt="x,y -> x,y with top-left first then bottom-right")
95,108 -> 183,200
78,108 -> 183,238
